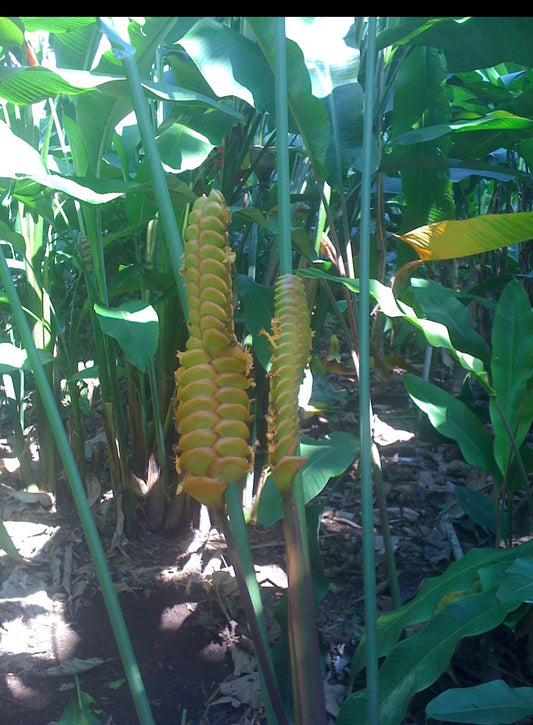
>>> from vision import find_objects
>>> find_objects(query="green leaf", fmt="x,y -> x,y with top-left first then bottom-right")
338,589 -> 520,725
403,373 -> 498,478
156,122 -> 214,173
0,121 -> 130,203
496,557 -> 533,606
397,212 -> 533,262
0,17 -> 25,47
426,680 -> 533,724
350,540 -> 533,677
298,267 -> 488,381
411,279 -> 489,365
489,279 -> 533,475
94,300 -> 159,373
257,432 -> 359,527
0,520 -> 22,561
453,485 -> 508,539
0,342 -> 52,373
395,111 -> 533,148
407,17 -> 533,72
248,17 -> 331,175
237,274 -> 275,370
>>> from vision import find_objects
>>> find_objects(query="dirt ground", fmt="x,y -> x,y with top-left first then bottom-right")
1,371 -> 531,725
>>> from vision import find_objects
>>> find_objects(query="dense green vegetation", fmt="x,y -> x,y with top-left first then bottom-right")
2,16 -> 533,725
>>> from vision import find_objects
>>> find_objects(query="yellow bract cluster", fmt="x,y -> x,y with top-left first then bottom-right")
266,274 -> 312,491
174,190 -> 253,509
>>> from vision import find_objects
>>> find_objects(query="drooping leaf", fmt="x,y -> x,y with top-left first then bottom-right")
0,121 -> 131,203
339,588 -> 521,725
397,212 -> 533,262
496,557 -> 533,606
403,374 -> 498,478
94,300 -> 159,373
257,432 -> 359,527
489,280 -> 533,475
426,680 -> 533,724
410,278 -> 489,365
453,485 -> 508,539
350,540 -> 533,677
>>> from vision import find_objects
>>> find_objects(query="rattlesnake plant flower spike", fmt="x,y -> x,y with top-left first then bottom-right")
174,189 -> 253,509
267,274 -> 312,491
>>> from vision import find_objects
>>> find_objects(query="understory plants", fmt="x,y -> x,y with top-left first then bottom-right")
2,15 -> 533,725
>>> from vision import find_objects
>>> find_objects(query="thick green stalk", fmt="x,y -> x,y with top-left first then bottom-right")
224,484 -> 288,725
359,17 -> 380,724
274,18 -> 328,725
274,18 -> 293,277
0,244 -> 155,725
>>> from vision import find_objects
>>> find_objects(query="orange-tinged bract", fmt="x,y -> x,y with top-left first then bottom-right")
267,274 -> 312,491
174,190 -> 253,508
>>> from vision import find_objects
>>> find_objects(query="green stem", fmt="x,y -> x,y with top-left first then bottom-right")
117,43 -> 188,318
274,17 -> 292,277
274,19 -> 328,723
359,17 -> 380,724
0,245 -> 155,725
224,483 -> 288,725
281,484 -> 328,725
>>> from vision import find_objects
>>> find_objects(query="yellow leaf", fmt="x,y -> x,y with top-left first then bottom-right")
397,211 -> 533,261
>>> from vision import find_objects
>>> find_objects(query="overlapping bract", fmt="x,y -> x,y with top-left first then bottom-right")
267,274 -> 312,491
174,190 -> 253,508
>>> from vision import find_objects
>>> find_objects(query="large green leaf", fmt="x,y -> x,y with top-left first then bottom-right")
0,17 -> 25,47
94,300 -> 159,372
393,44 -> 455,232
256,432 -> 359,527
0,121 -> 131,203
395,111 -> 533,150
489,280 -> 533,475
339,588 -> 521,725
397,212 -> 533,261
403,373 -> 498,478
156,123 -> 214,173
350,540 -> 533,677
411,278 -> 489,365
247,17 -> 331,175
407,17 -> 533,73
298,267 -> 488,381
497,557 -> 533,605
426,680 -> 533,724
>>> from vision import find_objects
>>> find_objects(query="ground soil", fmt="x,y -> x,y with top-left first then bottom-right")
1,370 -> 532,724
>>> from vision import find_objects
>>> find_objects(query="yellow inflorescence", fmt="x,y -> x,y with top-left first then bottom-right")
174,190 -> 253,508
267,274 -> 313,491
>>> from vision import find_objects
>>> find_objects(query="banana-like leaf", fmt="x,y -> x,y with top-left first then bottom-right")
0,121 -> 132,203
410,278 -> 489,365
489,279 -> 533,475
298,267 -> 488,382
426,680 -> 533,724
339,588 -> 521,725
256,432 -> 359,527
397,211 -> 533,261
350,539 -> 533,677
496,556 -> 533,605
94,300 -> 159,373
403,373 -> 499,479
